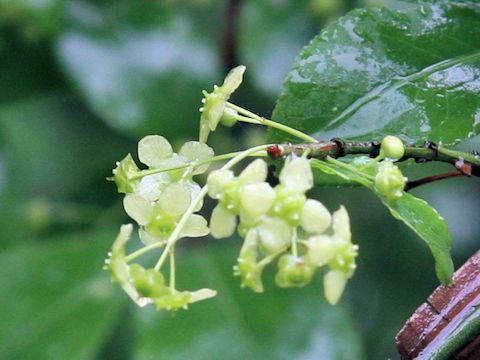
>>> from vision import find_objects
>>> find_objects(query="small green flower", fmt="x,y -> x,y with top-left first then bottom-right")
136,136 -> 214,201
275,254 -> 315,288
272,157 -> 314,226
123,183 -> 209,245
109,154 -> 141,193
234,229 -> 265,292
374,160 -> 407,201
199,65 -> 246,143
154,288 -> 217,311
207,159 -> 270,238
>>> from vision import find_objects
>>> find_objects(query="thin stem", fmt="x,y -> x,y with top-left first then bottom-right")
152,144 -> 271,271
169,248 -> 175,291
326,156 -> 376,181
291,227 -> 298,257
227,103 -> 318,143
275,141 -> 480,174
405,171 -> 464,191
129,150 -> 268,181
257,245 -> 289,268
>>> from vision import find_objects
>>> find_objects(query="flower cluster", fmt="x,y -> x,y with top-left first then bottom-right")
207,156 -> 358,304
106,136 -> 216,310
104,224 -> 216,311
111,135 -> 214,244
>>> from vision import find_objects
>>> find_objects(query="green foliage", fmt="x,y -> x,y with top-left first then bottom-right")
270,0 -> 480,145
0,229 -> 124,359
2,0 -> 480,359
311,157 -> 453,284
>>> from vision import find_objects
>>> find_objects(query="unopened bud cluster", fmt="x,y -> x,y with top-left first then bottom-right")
207,157 -> 358,304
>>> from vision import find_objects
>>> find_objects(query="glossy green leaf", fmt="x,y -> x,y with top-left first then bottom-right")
0,228 -> 125,359
134,244 -> 364,360
56,0 -> 225,139
270,1 -> 480,145
310,158 -> 453,284
382,193 -> 453,285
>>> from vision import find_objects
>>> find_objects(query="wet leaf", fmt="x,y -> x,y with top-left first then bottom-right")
270,1 -> 480,145
311,158 -> 453,284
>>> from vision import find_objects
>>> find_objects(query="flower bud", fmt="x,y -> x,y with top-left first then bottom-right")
380,135 -> 405,161
275,255 -> 315,288
129,264 -> 168,298
375,161 -> 407,201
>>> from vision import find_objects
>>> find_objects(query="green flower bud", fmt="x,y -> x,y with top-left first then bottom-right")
109,154 -> 140,193
375,161 -> 407,201
154,291 -> 192,311
129,264 -> 168,298
380,135 -> 405,161
328,240 -> 359,277
234,229 -> 264,292
272,185 -> 306,226
275,255 -> 315,288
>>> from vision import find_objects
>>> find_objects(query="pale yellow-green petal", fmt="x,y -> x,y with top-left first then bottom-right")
332,205 -> 351,242
138,135 -> 173,167
123,194 -> 153,226
323,269 -> 348,305
210,204 -> 237,239
301,199 -> 332,234
240,182 -> 275,222
189,288 -> 217,303
182,214 -> 210,238
279,157 -> 313,193
239,158 -> 268,184
136,173 -> 170,201
207,169 -> 234,198
179,141 -> 214,174
256,217 -> 291,254
219,65 -> 246,97
306,235 -> 336,267
159,183 -> 191,216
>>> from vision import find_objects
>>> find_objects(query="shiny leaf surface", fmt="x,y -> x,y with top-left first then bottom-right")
270,1 -> 480,145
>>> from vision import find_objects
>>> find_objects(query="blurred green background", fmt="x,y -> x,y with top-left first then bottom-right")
1,0 -> 478,359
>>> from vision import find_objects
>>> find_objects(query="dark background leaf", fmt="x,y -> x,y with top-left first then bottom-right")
0,228 -> 125,360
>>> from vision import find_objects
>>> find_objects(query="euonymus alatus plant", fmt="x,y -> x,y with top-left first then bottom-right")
105,63 -> 479,311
